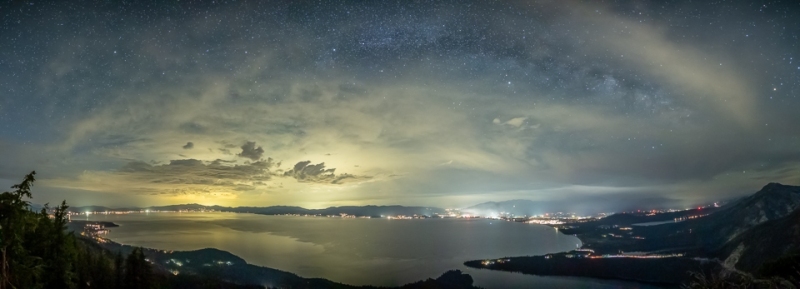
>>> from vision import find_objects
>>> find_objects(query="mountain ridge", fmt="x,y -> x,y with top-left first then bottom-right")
464,182 -> 800,286
68,203 -> 448,218
685,182 -> 800,247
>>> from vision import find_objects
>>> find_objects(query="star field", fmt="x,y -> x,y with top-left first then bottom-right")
1,0 -> 799,212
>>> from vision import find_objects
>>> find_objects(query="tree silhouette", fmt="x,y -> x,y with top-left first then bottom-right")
124,247 -> 153,289
115,250 -> 125,288
0,171 -> 39,289
0,171 -> 267,289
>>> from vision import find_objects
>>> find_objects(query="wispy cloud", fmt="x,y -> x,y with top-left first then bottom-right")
2,1 -> 798,210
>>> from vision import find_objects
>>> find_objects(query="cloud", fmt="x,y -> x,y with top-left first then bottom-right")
493,117 -> 530,128
42,153 -> 377,205
504,117 -> 527,128
284,160 -> 370,184
43,157 -> 280,199
237,141 -> 264,161
118,158 -> 276,186
284,161 -> 334,182
5,1 -> 798,210
332,174 -> 372,185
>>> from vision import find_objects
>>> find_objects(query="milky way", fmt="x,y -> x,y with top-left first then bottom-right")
1,1 -> 799,212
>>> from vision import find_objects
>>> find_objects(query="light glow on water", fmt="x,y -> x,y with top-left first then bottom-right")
86,212 -> 658,289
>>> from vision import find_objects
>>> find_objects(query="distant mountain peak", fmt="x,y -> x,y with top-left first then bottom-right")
695,182 -> 800,246
762,182 -> 789,190
748,182 -> 800,201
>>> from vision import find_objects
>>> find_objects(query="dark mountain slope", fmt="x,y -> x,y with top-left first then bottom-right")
678,183 -> 800,248
716,205 -> 800,272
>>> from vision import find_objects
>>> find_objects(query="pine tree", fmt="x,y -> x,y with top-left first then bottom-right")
115,250 -> 125,288
41,201 -> 76,289
0,172 -> 84,289
0,171 -> 40,289
124,247 -> 153,289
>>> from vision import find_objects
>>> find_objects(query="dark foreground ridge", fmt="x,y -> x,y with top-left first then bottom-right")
466,183 -> 800,287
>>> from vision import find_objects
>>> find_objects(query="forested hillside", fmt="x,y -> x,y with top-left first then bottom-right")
0,171 -> 262,289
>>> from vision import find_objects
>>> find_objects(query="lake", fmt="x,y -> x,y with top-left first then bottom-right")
83,212 -> 660,289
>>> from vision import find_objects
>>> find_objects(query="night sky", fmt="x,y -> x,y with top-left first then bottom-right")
1,1 -> 799,212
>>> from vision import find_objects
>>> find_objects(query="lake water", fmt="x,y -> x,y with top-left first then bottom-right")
84,212 -> 660,289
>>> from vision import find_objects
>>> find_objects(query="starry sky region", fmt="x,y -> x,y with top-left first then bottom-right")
1,0 -> 799,212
